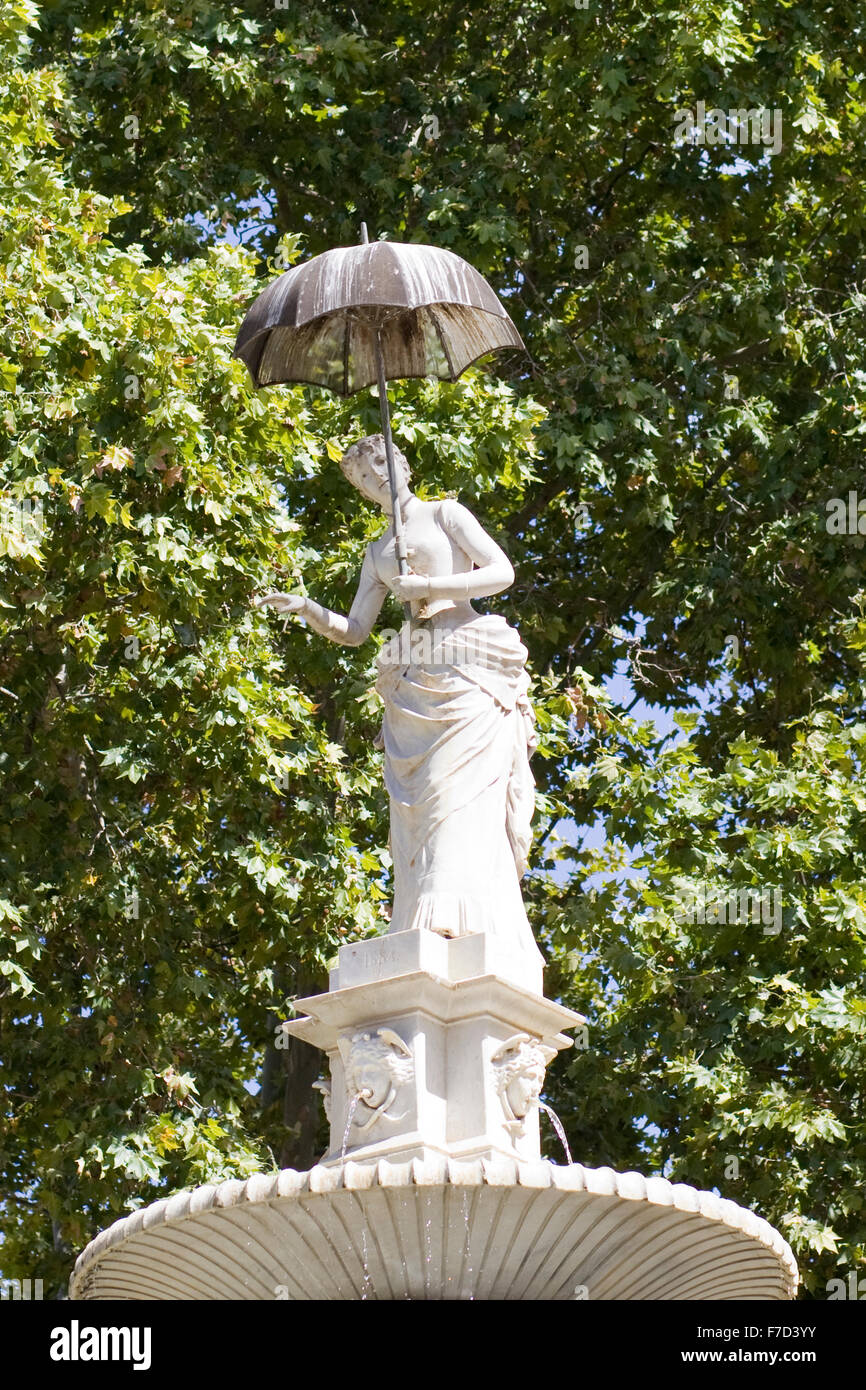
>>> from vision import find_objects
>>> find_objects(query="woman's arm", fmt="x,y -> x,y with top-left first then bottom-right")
256,545 -> 388,646
390,500 -> 514,604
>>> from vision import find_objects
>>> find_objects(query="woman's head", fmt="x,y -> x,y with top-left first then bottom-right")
340,434 -> 410,511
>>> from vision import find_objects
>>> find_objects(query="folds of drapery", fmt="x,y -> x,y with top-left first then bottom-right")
375,613 -> 541,966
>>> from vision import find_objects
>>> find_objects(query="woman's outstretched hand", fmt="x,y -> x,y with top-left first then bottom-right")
254,591 -> 307,615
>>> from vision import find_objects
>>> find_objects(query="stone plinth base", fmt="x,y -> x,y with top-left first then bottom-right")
283,928 -> 585,1165
70,1159 -> 798,1301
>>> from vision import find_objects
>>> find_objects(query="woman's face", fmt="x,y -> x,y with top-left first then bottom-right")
351,450 -> 397,512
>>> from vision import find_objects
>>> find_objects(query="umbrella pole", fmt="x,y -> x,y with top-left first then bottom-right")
361,224 -> 411,617
373,331 -> 409,575
374,332 -> 411,620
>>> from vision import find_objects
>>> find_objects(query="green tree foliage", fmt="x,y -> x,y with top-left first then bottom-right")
28,0 -> 866,735
540,697 -> 866,1293
2,0 -> 865,1296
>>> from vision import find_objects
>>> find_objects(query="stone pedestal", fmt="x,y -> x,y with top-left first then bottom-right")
284,929 -> 585,1166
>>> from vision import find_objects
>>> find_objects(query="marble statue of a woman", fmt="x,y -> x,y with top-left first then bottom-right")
257,435 -> 542,971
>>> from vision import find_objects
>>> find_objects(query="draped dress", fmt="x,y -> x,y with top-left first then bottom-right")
369,500 -> 543,971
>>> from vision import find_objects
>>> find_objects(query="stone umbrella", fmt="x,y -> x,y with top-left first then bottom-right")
233,227 -> 524,595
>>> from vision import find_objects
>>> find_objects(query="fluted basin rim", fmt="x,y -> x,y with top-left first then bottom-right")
70,1157 -> 798,1300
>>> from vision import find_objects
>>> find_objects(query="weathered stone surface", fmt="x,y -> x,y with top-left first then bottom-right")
284,929 -> 583,1165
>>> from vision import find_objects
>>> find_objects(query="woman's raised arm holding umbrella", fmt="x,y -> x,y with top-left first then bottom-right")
255,433 -> 515,637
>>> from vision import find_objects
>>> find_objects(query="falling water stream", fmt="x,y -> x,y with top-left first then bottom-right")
538,1101 -> 573,1165
341,1094 -> 360,1164
460,1188 -> 475,1300
360,1226 -> 373,1300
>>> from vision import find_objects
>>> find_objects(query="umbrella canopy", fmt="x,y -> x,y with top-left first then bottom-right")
233,240 -> 524,394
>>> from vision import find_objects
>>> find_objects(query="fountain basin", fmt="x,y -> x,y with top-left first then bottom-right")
70,1157 -> 798,1301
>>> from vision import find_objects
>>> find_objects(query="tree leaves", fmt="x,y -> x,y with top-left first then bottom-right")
4,0 -> 866,1299
538,703 -> 866,1294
